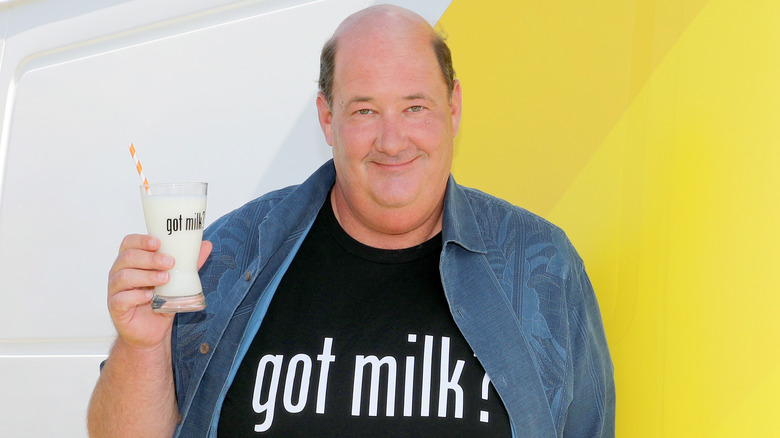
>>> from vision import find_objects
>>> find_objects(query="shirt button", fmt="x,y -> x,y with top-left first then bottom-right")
199,343 -> 210,354
245,270 -> 252,281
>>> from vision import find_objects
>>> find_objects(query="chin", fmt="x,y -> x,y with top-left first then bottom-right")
373,195 -> 416,210
370,183 -> 420,208
371,192 -> 419,210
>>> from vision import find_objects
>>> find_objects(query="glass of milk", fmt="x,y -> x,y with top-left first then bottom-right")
140,182 -> 208,313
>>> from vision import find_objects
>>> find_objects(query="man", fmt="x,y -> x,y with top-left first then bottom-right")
88,5 -> 614,437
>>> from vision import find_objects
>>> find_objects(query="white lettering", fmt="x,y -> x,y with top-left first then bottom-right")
421,335 -> 433,417
437,336 -> 465,418
480,373 -> 492,422
352,355 -> 397,416
247,335 -> 477,426
315,337 -> 336,414
283,354 -> 312,413
404,334 -> 418,416
404,355 -> 415,417
252,354 -> 284,432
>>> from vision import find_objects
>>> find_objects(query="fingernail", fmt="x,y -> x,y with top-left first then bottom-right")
156,271 -> 169,282
162,255 -> 174,267
149,237 -> 160,247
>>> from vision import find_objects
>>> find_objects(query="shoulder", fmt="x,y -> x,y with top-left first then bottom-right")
460,186 -> 561,232
198,185 -> 300,287
203,161 -> 335,242
456,184 -> 581,277
204,185 -> 298,239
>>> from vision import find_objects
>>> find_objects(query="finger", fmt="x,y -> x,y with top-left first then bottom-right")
108,289 -> 154,316
108,268 -> 169,297
110,248 -> 175,278
118,234 -> 160,254
197,240 -> 213,270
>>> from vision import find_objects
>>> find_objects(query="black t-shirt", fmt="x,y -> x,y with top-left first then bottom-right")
218,196 -> 511,437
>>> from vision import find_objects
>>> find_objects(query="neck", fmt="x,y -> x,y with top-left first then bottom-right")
329,188 -> 444,250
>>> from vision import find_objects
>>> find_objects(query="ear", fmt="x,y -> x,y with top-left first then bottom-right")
449,79 -> 463,138
316,92 -> 334,146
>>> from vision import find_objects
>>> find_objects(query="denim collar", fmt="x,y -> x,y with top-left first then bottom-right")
262,159 -> 487,255
255,160 -> 335,269
441,175 -> 488,254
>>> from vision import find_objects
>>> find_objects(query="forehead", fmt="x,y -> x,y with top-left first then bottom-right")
332,29 -> 445,99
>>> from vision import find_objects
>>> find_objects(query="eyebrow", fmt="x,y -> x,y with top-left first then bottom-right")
344,93 -> 429,107
348,96 -> 373,104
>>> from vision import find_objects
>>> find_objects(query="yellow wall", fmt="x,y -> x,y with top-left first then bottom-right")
440,1 -> 780,435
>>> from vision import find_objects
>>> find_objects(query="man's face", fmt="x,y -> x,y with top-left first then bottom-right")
317,24 -> 462,227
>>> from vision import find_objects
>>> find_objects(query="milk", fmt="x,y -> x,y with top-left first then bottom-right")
141,192 -> 207,298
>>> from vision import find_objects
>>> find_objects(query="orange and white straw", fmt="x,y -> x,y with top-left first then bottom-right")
128,143 -> 150,192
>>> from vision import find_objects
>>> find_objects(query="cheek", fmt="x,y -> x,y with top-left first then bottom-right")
334,122 -> 375,157
414,118 -> 451,154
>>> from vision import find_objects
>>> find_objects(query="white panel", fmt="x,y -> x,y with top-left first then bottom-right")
0,0 -> 452,435
0,0 -> 341,341
0,354 -> 104,437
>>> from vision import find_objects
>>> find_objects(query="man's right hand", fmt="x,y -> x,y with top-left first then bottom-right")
106,234 -> 212,350
89,234 -> 211,437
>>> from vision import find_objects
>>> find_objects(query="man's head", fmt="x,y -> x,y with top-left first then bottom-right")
319,7 -> 457,109
315,5 -> 462,249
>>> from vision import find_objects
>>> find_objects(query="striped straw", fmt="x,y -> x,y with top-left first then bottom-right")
128,143 -> 150,192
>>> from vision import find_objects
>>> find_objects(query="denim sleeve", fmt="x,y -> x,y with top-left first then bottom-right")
563,255 -> 616,437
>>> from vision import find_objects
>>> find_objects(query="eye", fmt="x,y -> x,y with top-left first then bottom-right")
408,105 -> 424,112
356,108 -> 373,115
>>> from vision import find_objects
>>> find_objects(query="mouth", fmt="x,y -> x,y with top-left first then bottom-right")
371,156 -> 420,171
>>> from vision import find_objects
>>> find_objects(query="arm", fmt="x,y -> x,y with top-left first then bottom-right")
87,234 -> 211,437
564,257 -> 616,437
88,331 -> 177,437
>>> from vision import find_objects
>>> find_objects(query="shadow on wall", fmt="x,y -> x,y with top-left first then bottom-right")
252,92 -> 333,197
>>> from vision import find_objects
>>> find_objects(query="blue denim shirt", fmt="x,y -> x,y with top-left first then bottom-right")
172,160 -> 615,437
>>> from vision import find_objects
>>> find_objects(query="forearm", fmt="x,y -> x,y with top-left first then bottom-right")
87,333 -> 178,438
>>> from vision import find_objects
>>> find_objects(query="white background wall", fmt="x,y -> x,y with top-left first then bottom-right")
0,0 -> 450,435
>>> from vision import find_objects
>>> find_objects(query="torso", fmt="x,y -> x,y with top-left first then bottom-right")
217,196 -> 511,437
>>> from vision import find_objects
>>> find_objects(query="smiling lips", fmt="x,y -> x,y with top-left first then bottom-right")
370,155 -> 421,171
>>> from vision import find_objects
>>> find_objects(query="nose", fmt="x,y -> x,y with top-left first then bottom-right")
374,114 -> 407,156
